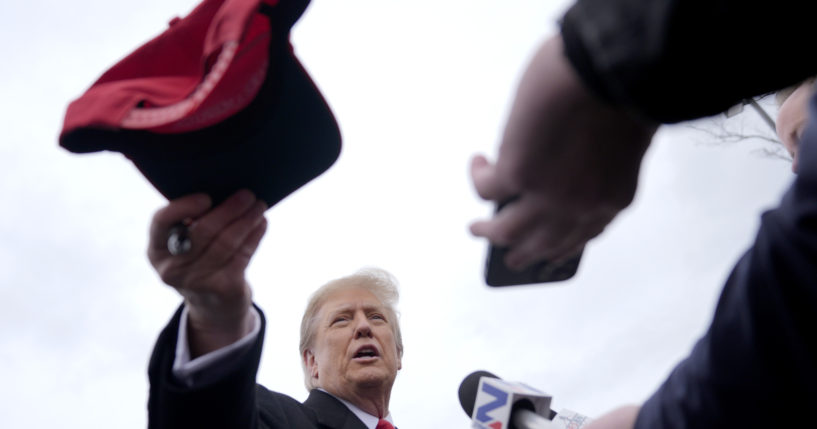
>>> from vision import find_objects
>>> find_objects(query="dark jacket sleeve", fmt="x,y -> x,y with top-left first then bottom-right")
147,304 -> 267,429
561,0 -> 817,123
634,97 -> 817,427
146,305 -> 364,429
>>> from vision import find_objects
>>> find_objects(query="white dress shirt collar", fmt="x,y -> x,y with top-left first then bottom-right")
318,388 -> 395,429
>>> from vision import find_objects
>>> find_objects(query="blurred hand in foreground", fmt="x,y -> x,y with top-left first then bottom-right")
470,35 -> 657,270
584,405 -> 640,429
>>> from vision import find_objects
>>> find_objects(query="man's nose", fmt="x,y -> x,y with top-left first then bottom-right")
354,316 -> 372,338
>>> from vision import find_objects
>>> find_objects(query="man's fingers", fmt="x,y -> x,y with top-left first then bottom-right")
188,190 -> 258,246
148,190 -> 261,270
153,194 -> 266,289
149,193 -> 213,259
194,200 -> 267,266
502,214 -> 606,269
204,214 -> 268,297
235,216 -> 268,263
472,193 -> 610,269
501,228 -> 555,270
469,199 -> 538,247
168,190 -> 257,261
547,217 -> 606,261
470,154 -> 516,201
499,211 -> 574,269
150,194 -> 212,237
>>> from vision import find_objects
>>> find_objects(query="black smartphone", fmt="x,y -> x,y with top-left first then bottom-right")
484,244 -> 582,286
483,201 -> 583,286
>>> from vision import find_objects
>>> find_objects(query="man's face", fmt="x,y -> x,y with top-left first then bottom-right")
777,80 -> 813,173
305,287 -> 401,398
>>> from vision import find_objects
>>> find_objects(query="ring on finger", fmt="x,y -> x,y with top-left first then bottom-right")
167,223 -> 192,256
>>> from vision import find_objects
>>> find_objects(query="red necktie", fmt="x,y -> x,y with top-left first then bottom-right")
376,419 -> 395,429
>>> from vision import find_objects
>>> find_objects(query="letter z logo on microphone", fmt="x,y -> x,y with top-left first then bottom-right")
473,381 -> 510,429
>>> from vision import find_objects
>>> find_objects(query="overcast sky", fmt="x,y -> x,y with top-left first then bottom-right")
0,0 -> 796,427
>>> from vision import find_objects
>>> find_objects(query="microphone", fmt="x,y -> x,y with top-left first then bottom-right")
458,370 -> 554,429
458,371 -> 593,429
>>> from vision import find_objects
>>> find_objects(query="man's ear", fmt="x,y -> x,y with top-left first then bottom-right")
397,345 -> 403,371
303,349 -> 318,379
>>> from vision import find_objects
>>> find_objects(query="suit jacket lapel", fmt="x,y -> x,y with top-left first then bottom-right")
303,390 -> 369,429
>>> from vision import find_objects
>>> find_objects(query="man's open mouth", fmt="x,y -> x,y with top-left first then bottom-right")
353,345 -> 380,359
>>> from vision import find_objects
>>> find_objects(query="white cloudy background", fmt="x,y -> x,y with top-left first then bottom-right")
0,0 -> 795,427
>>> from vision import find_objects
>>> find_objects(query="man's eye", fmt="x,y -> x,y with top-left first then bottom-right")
332,317 -> 348,325
370,314 -> 385,321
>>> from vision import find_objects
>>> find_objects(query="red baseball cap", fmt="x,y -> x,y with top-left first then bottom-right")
60,0 -> 341,206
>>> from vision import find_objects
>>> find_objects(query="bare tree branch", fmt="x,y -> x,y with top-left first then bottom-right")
686,122 -> 781,145
683,96 -> 793,163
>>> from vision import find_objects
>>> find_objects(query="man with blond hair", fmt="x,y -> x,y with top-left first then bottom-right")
145,190 -> 402,429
